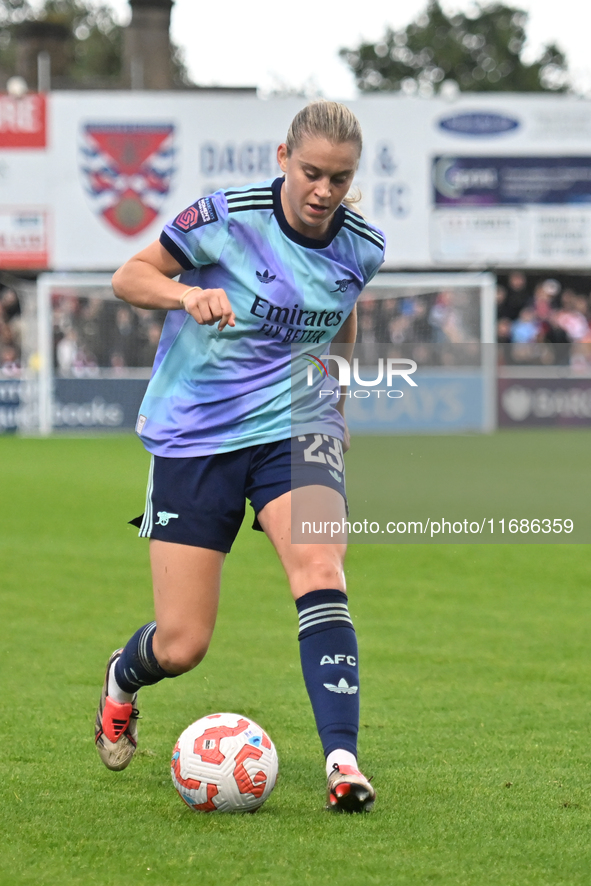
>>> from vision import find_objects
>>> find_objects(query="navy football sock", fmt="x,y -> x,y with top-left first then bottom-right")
114,621 -> 176,694
296,589 -> 359,759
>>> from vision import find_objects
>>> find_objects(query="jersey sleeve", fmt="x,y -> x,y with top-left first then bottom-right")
361,226 -> 386,286
159,191 -> 230,270
342,207 -> 386,287
365,241 -> 386,286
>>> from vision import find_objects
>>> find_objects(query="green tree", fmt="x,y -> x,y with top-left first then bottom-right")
0,0 -> 191,86
43,0 -> 124,83
340,1 -> 569,95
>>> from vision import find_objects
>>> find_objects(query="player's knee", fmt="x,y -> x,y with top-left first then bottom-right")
292,553 -> 346,593
155,637 -> 210,674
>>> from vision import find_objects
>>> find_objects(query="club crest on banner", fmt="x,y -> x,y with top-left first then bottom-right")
80,123 -> 175,236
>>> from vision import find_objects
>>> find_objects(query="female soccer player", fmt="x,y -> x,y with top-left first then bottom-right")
94,101 -> 385,813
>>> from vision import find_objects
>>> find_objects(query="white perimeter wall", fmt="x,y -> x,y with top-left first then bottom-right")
0,92 -> 590,271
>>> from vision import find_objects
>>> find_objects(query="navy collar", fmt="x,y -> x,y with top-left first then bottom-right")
272,177 -> 345,250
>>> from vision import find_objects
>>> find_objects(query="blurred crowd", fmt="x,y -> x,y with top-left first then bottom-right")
356,286 -> 481,365
51,293 -> 165,376
496,272 -> 591,366
3,274 -> 591,379
0,287 -> 21,378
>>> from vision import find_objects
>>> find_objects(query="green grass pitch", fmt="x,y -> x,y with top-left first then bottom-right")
1,432 -> 591,886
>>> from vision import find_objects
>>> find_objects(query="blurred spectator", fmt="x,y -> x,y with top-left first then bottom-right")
511,307 -> 539,344
110,352 -> 127,374
496,284 -> 507,315
56,329 -> 79,375
429,291 -> 451,341
497,317 -> 512,344
1,343 -> 20,377
532,278 -> 560,321
137,321 -> 163,366
78,298 -> 107,365
0,287 -> 21,376
498,271 -> 530,321
429,290 -> 466,343
53,294 -> 81,336
409,300 -> 432,340
554,289 -> 589,341
543,313 -> 570,345
110,305 -> 139,367
357,298 -> 377,343
1,289 -> 20,323
388,314 -> 411,344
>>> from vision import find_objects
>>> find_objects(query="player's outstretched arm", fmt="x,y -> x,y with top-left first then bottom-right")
112,241 -> 236,330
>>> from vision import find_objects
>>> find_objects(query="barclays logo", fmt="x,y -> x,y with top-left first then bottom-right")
438,112 -> 520,137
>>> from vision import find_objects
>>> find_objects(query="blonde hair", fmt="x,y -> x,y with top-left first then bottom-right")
286,100 -> 362,157
285,101 -> 363,209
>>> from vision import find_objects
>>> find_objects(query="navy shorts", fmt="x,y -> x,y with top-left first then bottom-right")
132,435 -> 346,553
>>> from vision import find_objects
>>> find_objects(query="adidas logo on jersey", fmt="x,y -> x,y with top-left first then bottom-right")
323,678 -> 358,694
256,269 -> 276,283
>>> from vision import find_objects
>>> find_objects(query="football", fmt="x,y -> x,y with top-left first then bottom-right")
171,712 -> 279,813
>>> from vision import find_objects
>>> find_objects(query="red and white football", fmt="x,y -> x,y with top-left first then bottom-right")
171,713 -> 279,813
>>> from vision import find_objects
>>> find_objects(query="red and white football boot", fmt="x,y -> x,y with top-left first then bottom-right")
326,763 -> 376,813
94,649 -> 140,771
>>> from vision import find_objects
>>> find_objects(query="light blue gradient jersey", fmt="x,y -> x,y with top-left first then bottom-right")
137,177 -> 385,456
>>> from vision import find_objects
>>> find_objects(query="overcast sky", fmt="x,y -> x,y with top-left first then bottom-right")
106,0 -> 591,98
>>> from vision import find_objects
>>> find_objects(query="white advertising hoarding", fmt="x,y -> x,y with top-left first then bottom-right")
1,92 -> 591,270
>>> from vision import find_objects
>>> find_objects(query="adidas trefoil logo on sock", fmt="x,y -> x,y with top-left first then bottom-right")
323,678 -> 358,694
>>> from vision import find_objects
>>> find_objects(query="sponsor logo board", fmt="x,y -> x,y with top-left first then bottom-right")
434,156 -> 591,206
499,378 -> 591,426
438,112 -> 520,137
0,208 -> 48,268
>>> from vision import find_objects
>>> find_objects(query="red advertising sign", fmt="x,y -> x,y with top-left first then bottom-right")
0,94 -> 46,148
